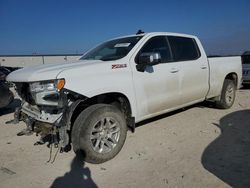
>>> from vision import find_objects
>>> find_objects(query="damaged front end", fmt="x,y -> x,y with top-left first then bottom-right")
11,79 -> 84,155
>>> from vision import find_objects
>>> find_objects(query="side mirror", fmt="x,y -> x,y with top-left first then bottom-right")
136,52 -> 161,72
138,52 -> 161,65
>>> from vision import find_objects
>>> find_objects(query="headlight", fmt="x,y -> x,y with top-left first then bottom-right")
29,79 -> 65,93
30,82 -> 55,93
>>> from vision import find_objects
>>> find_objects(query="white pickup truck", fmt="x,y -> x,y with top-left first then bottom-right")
7,32 -> 242,163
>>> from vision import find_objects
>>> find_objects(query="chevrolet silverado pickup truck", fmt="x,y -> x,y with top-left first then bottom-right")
7,32 -> 242,163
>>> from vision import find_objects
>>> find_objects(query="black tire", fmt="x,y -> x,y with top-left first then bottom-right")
71,104 -> 127,164
216,79 -> 236,109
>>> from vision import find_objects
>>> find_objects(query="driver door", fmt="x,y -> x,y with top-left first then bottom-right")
131,36 -> 181,120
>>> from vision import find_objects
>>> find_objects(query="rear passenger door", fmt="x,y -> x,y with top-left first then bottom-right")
168,36 -> 209,104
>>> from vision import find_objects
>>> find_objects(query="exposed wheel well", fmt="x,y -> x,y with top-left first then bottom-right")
225,73 -> 238,87
69,92 -> 133,132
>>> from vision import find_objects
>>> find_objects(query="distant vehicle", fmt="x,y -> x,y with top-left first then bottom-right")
0,67 -> 14,108
7,32 -> 242,163
242,51 -> 250,85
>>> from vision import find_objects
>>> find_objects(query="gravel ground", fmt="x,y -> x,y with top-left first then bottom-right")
0,88 -> 250,188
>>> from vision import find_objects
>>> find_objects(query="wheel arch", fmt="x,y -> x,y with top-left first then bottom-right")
225,72 -> 238,87
68,92 -> 135,132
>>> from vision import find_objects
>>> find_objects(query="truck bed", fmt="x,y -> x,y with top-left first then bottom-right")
206,56 -> 242,99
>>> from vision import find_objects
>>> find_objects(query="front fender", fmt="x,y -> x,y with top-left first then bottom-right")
57,60 -> 138,119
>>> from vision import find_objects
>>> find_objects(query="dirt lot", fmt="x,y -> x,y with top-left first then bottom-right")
0,88 -> 250,188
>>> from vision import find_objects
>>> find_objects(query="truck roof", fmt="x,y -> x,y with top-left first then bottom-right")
113,32 -> 198,40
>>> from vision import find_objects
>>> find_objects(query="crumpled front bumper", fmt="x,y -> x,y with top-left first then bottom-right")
20,102 -> 63,124
13,101 -> 70,149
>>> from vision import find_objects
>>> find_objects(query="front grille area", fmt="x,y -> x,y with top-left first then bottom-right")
15,82 -> 35,105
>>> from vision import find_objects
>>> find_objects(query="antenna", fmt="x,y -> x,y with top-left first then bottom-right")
136,30 -> 144,35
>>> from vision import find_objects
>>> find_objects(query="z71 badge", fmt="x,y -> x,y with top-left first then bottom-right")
112,64 -> 127,69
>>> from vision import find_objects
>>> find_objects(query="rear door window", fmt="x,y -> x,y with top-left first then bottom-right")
168,36 -> 200,61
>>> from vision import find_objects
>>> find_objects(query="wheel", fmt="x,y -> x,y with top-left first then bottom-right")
71,104 -> 127,164
216,79 -> 236,109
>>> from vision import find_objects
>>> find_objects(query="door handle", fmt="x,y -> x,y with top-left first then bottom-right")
201,65 -> 207,69
170,68 -> 179,73
201,64 -> 207,69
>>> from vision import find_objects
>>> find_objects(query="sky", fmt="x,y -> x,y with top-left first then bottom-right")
0,0 -> 250,56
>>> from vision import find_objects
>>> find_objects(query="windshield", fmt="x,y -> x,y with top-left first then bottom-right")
80,36 -> 143,61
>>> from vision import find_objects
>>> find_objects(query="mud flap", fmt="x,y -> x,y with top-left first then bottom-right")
128,116 -> 135,133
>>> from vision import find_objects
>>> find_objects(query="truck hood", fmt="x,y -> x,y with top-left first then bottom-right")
6,60 -> 102,82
